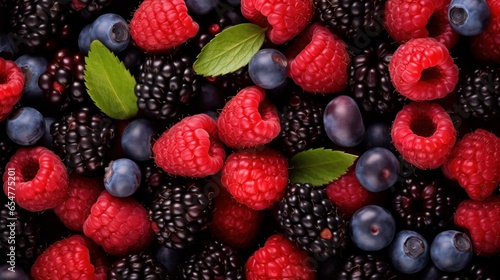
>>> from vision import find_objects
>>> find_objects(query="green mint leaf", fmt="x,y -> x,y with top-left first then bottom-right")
193,23 -> 266,77
84,40 -> 138,120
289,148 -> 358,187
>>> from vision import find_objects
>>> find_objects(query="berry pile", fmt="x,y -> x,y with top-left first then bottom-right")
1,0 -> 500,279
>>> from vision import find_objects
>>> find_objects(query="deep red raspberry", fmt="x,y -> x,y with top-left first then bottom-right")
454,196 -> 500,256
0,57 -> 24,121
246,234 -> 315,280
217,86 -> 280,149
2,147 -> 68,212
31,235 -> 108,280
389,37 -> 459,101
129,0 -> 199,53
241,0 -> 314,44
286,23 -> 350,94
391,102 -> 456,169
442,129 -> 500,201
471,0 -> 500,63
83,191 -> 154,256
221,148 -> 288,210
53,173 -> 103,231
153,114 -> 226,177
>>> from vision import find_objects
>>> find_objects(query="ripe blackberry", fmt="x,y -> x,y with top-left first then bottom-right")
180,240 -> 244,279
0,124 -> 17,178
276,183 -> 348,259
436,256 -> 499,279
133,160 -> 170,206
336,251 -> 399,279
214,66 -> 253,97
109,251 -> 170,280
51,107 -> 116,175
70,0 -> 114,17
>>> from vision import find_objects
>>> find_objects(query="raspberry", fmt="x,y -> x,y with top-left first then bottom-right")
221,148 -> 288,210
31,235 -> 108,280
153,114 -> 226,177
53,173 -> 103,231
454,196 -> 500,256
391,102 -> 457,169
246,234 -> 315,280
285,23 -> 350,94
83,191 -> 154,256
2,147 -> 68,212
442,129 -> 500,201
470,0 -> 500,63
129,0 -> 199,53
388,38 -> 459,101
217,86 -> 280,149
0,57 -> 24,122
241,0 -> 314,44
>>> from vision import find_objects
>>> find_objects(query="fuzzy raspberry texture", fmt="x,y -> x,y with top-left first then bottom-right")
83,191 -> 154,256
454,196 -> 500,256
2,147 -> 68,212
153,114 -> 226,177
471,0 -> 500,63
31,235 -> 108,280
129,0 -> 199,53
218,86 -> 280,149
246,234 -> 315,280
241,0 -> 314,44
389,37 -> 459,101
0,57 -> 24,121
392,102 -> 456,169
53,173 -> 103,231
443,129 -> 500,201
286,23 -> 350,94
221,148 -> 288,210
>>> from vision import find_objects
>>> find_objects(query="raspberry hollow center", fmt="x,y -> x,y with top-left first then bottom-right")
21,161 -> 40,181
410,115 -> 436,137
0,73 -> 7,84
420,67 -> 442,84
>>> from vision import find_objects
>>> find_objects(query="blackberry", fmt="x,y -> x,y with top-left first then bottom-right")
149,178 -> 216,250
70,0 -> 114,17
109,251 -> 170,280
0,124 -> 17,178
135,54 -> 202,122
336,252 -> 399,279
437,256 -> 499,280
51,107 -> 116,175
457,65 -> 500,121
276,183 -> 348,259
180,240 -> 244,279
133,160 -> 170,206
214,66 -> 253,97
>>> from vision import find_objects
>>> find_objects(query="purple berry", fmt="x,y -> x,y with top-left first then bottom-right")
6,107 -> 45,146
389,230 -> 429,274
248,48 -> 289,89
355,147 -> 400,192
350,205 -> 396,251
104,158 -> 142,197
121,118 -> 155,162
323,95 -> 365,147
430,230 -> 473,272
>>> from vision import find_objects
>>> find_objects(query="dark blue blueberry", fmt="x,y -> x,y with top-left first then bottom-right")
0,264 -> 30,280
186,0 -> 219,15
90,13 -> 130,53
6,107 -> 45,146
39,117 -> 56,149
248,48 -> 289,89
198,83 -> 225,111
78,24 -> 93,55
355,147 -> 400,192
104,158 -> 142,197
15,54 -> 47,100
350,205 -> 396,251
430,230 -> 473,273
389,230 -> 429,274
156,245 -> 182,276
0,34 -> 15,60
364,122 -> 393,150
121,118 -> 155,162
448,0 -> 490,36
323,95 -> 365,147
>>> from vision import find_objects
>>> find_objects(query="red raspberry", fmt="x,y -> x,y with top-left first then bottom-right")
246,234 -> 315,280
389,37 -> 459,101
285,23 -> 350,94
83,191 -> 154,256
31,235 -> 108,280
391,102 -> 456,169
241,0 -> 314,44
2,147 -> 68,212
221,148 -> 288,210
442,129 -> 500,201
153,114 -> 226,177
53,173 -> 103,231
0,57 -> 24,121
454,196 -> 500,256
217,86 -> 280,149
471,0 -> 500,63
129,0 -> 199,53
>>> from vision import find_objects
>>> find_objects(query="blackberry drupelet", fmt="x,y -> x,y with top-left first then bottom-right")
0,124 -> 17,178
336,252 -> 399,279
51,107 -> 116,175
70,0 -> 114,17
133,160 -> 170,206
277,183 -> 348,259
108,251 -> 170,280
214,66 -> 253,97
436,256 -> 499,279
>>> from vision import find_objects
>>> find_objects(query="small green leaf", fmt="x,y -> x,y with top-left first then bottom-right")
193,23 -> 266,77
289,148 -> 358,187
84,40 -> 137,120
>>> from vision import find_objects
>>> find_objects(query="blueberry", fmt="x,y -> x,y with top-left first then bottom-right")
6,107 -> 45,146
198,83 -> 225,111
430,230 -> 473,272
323,95 -> 365,147
0,34 -> 15,60
248,48 -> 289,89
389,230 -> 429,274
355,147 -> 400,192
156,245 -> 182,276
39,117 -> 56,149
78,24 -> 93,55
15,54 -> 48,100
364,122 -> 393,150
104,158 -> 141,197
90,13 -> 130,53
448,0 -> 490,36
0,264 -> 30,280
350,205 -> 396,251
186,0 -> 219,15
121,118 -> 155,161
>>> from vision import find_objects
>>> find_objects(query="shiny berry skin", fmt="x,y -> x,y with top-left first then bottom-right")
6,107 -> 45,146
155,246 -> 182,276
186,0 -> 219,15
248,49 -> 288,89
430,230 -> 473,272
14,55 -> 47,100
39,117 -> 56,149
323,95 -> 365,147
121,118 -> 154,162
364,122 -> 393,151
104,158 -> 142,198
449,0 -> 491,36
350,205 -> 396,251
389,230 -> 430,274
0,264 -> 30,280
78,24 -> 92,54
90,13 -> 130,53
355,147 -> 400,192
